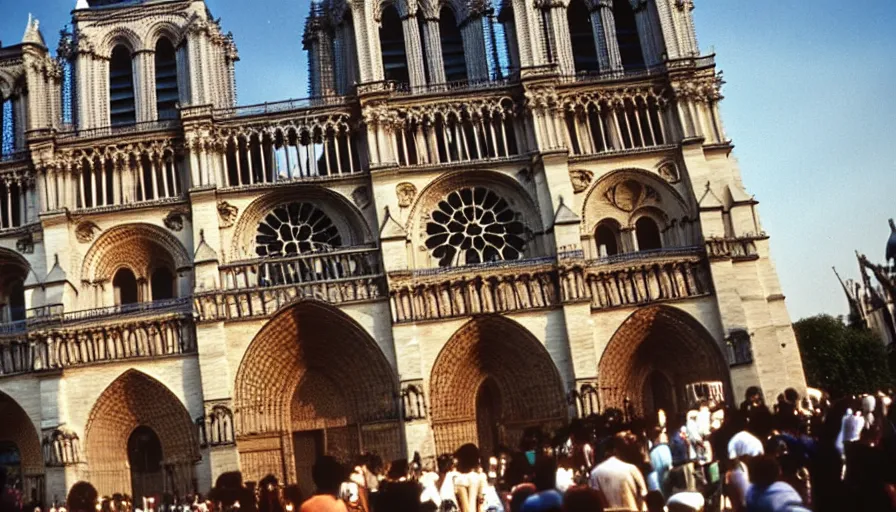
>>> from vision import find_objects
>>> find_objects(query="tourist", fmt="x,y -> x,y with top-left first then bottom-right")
646,426 -> 672,498
743,455 -> 808,512
299,457 -> 348,512
519,456 -> 562,512
589,432 -> 647,511
560,486 -> 602,512
453,445 -> 485,512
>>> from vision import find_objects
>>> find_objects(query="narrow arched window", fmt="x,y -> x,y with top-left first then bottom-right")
568,0 -> 598,73
8,282 -> 25,322
497,1 -> 519,74
109,45 -> 136,126
613,0 -> 644,70
154,38 -> 179,120
1,97 -> 16,155
113,268 -> 139,305
635,217 -> 662,251
595,221 -> 620,257
440,7 -> 467,82
380,5 -> 409,84
150,267 -> 175,301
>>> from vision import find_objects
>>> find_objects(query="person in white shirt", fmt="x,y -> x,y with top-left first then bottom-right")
589,432 -> 648,511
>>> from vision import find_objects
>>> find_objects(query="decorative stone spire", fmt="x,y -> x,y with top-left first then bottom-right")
22,14 -> 47,47
74,0 -> 89,9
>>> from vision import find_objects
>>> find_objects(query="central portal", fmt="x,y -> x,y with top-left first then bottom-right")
128,426 -> 164,500
234,302 -> 401,485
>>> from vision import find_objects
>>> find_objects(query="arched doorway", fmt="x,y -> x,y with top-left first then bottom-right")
128,426 -> 164,502
0,391 -> 44,505
429,316 -> 567,456
233,301 -> 399,495
598,306 -> 730,419
113,268 -> 139,305
84,370 -> 198,498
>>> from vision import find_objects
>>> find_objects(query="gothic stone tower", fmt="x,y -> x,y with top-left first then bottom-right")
0,0 -> 805,501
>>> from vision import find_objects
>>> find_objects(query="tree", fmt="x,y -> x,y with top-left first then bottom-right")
793,314 -> 893,398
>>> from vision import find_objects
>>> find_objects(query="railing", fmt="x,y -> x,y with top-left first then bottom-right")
0,298 -> 192,335
0,150 -> 29,163
214,96 -> 348,118
56,119 -> 180,141
392,76 -> 514,96
587,246 -> 703,266
559,63 -> 668,84
409,256 -> 556,279
220,247 -> 382,290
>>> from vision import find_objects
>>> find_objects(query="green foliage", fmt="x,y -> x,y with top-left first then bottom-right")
793,314 -> 893,398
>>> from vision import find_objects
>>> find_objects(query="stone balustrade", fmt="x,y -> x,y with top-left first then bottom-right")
195,247 -> 386,322
0,301 -> 195,377
559,247 -> 712,310
388,257 -> 560,323
705,235 -> 765,261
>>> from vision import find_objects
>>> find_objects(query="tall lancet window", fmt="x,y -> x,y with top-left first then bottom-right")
440,7 -> 467,82
109,45 -> 136,126
613,0 -> 644,70
155,38 -> 179,120
379,5 -> 409,84
568,0 -> 599,72
1,98 -> 14,155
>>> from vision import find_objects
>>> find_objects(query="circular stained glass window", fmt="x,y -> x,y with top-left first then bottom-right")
425,187 -> 527,267
255,202 -> 342,257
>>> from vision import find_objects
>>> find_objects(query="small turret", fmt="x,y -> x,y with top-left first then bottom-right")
22,14 -> 46,47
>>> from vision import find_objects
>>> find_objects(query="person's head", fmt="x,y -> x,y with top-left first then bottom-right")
386,459 -> 409,481
747,455 -> 781,488
745,386 -> 762,404
311,456 -> 347,495
784,388 -> 800,405
563,486 -> 604,512
436,453 -> 455,475
66,482 -> 99,512
645,490 -> 665,512
509,485 -> 536,512
454,444 -> 481,473
532,455 -> 557,491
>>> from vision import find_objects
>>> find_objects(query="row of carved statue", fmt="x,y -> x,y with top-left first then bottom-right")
0,316 -> 194,376
559,259 -> 711,309
194,277 -> 385,322
389,270 -> 560,323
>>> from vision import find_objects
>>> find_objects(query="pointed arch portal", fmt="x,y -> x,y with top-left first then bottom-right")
429,316 -> 567,455
0,391 -> 44,504
233,301 -> 399,497
84,370 -> 198,498
598,306 -> 731,417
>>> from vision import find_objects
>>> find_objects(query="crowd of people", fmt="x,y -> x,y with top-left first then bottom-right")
4,386 -> 896,512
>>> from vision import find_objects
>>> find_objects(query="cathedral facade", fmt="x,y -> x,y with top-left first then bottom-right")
0,0 -> 805,502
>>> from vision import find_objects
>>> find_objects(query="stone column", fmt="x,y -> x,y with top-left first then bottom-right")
630,0 -> 659,67
134,50 -> 157,122
547,6 -> 575,76
400,14 -> 428,87
461,15 -> 489,80
421,18 -> 446,84
597,0 -> 623,72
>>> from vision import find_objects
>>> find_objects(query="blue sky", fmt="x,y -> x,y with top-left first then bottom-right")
2,0 -> 894,321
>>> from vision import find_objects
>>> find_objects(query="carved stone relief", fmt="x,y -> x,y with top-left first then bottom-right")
42,427 -> 81,466
16,233 -> 34,254
604,179 -> 661,212
658,162 -> 680,183
164,209 -> 189,232
75,221 -> 101,243
352,186 -> 371,210
396,182 -> 417,208
217,201 -> 238,228
569,169 -> 594,193
401,380 -> 427,421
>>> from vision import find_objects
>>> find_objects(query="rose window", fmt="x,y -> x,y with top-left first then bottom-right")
425,187 -> 528,267
255,202 -> 342,257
